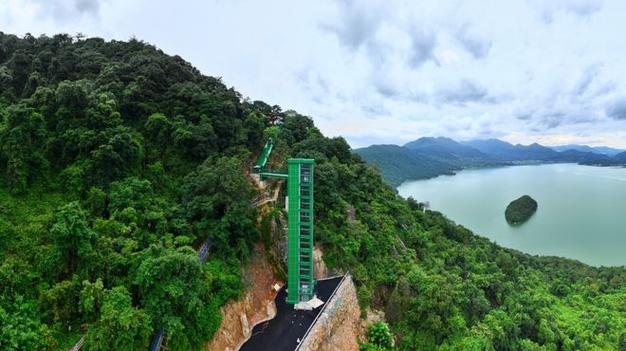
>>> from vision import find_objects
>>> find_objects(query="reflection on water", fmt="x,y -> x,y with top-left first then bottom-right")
398,163 -> 626,267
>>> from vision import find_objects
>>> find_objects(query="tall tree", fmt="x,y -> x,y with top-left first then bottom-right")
0,104 -> 48,193
50,202 -> 96,275
180,156 -> 258,256
135,246 -> 221,350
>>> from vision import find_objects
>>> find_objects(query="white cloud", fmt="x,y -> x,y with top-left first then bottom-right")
2,0 -> 626,148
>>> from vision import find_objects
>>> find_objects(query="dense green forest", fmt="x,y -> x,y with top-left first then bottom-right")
352,144 -> 458,186
0,33 -> 625,351
505,195 -> 538,225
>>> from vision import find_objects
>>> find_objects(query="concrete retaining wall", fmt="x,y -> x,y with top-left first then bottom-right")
296,274 -> 360,351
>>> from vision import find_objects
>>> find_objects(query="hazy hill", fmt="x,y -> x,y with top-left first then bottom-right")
549,149 -> 610,163
465,139 -> 566,161
615,151 -> 626,162
353,144 -> 457,186
404,136 -> 486,159
403,137 -> 500,166
358,137 -> 618,185
508,142 -> 559,160
356,137 -> 506,186
551,144 -> 624,156
461,138 -> 518,159
577,150 -> 626,166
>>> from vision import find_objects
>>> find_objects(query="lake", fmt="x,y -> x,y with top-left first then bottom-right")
397,163 -> 626,267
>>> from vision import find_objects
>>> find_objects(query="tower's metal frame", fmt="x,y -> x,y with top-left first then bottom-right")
286,159 -> 315,304
254,140 -> 315,305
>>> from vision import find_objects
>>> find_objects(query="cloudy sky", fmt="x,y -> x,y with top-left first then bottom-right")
3,0 -> 626,148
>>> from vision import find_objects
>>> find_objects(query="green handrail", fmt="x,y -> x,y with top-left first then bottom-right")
253,138 -> 274,173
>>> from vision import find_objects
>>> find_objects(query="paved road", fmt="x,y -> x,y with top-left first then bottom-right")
240,276 -> 343,351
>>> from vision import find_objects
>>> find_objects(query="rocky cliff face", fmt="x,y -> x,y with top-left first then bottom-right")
205,243 -> 281,351
313,246 -> 328,279
205,249 -> 363,351
207,178 -> 285,351
297,275 -> 361,351
207,178 -> 362,351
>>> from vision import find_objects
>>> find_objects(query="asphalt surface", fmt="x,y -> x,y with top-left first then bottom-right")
239,276 -> 343,351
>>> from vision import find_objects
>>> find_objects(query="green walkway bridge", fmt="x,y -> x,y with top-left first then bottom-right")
253,138 -> 315,306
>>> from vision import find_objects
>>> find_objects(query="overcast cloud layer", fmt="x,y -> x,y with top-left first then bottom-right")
3,0 -> 626,148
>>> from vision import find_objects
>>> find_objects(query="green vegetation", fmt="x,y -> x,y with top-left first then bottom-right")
353,144 -> 457,186
0,33 -> 625,351
0,33 -> 261,350
505,195 -> 538,225
361,322 -> 394,350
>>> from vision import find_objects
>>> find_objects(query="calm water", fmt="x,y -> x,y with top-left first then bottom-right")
397,164 -> 626,267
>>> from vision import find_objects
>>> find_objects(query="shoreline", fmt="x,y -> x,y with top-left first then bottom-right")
395,161 -> 626,188
396,163 -> 626,268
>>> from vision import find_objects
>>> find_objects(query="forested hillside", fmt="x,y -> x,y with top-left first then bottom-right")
352,144 -> 457,186
1,33 -> 625,351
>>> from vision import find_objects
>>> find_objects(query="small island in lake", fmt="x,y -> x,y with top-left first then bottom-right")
505,195 -> 538,225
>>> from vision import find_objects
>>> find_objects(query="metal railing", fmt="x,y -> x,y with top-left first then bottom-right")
198,238 -> 212,263
149,327 -> 165,351
68,336 -> 85,351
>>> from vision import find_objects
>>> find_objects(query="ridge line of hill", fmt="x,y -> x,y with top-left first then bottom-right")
355,136 -> 626,186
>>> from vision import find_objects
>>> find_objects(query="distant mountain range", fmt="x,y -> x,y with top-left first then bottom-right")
354,137 -> 626,186
550,144 -> 624,156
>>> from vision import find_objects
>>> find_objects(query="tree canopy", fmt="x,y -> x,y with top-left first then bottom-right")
505,195 -> 538,225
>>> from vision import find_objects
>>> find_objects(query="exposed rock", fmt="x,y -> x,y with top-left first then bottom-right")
240,313 -> 249,337
297,275 -> 361,351
313,246 -> 328,280
205,244 -> 280,351
209,176 -> 360,351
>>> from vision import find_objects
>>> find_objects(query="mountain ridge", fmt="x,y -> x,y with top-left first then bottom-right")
550,144 -> 624,156
355,137 -> 623,185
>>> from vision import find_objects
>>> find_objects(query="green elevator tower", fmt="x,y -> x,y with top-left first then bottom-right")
286,159 -> 315,304
253,139 -> 315,305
